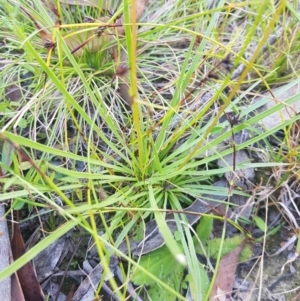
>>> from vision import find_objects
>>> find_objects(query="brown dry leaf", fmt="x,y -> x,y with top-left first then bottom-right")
11,272 -> 26,301
136,0 -> 149,21
216,287 -> 227,301
112,50 -> 132,106
21,8 -> 53,48
118,79 -> 132,106
11,219 -> 44,301
65,284 -> 76,301
210,240 -> 246,301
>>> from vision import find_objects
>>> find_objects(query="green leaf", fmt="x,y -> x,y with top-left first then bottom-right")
174,230 -> 183,241
147,263 -> 184,301
0,102 -> 9,112
148,185 -> 185,266
210,126 -> 224,135
132,245 -> 183,285
195,235 -> 252,261
196,216 -> 213,241
12,198 -> 26,210
296,232 -> 300,254
185,263 -> 210,298
3,176 -> 19,192
17,118 -> 28,129
132,225 -> 145,241
254,216 -> 267,232
1,140 -> 14,175
132,245 -> 185,301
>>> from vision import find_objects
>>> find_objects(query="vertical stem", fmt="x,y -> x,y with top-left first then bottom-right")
124,0 -> 145,176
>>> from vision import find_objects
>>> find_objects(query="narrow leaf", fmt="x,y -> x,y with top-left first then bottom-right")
1,140 -> 14,175
254,216 -> 267,232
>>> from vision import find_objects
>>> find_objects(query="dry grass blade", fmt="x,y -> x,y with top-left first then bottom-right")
20,7 -> 54,49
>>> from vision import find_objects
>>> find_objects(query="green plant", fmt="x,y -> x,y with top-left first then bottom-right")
1,0 -> 300,300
